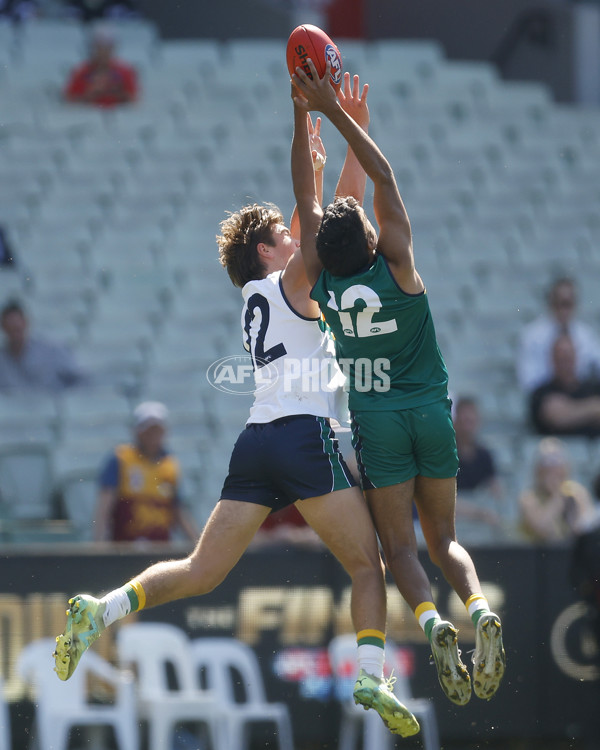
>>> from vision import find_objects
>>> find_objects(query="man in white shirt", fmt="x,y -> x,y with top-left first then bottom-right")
517,277 -> 600,394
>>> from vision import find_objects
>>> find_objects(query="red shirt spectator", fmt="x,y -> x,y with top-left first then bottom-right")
252,504 -> 323,548
64,24 -> 138,108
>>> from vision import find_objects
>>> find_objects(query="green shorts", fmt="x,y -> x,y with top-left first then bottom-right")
350,399 -> 458,489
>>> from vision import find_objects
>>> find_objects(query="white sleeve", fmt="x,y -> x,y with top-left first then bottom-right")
517,319 -> 552,393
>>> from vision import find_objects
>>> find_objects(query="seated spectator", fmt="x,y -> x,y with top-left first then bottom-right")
454,396 -> 502,495
519,437 -> 596,543
64,24 -> 138,108
0,299 -> 89,393
453,396 -> 504,532
94,401 -> 199,543
530,333 -> 600,437
517,276 -> 600,395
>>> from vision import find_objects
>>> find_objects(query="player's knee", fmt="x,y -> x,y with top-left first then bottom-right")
351,562 -> 385,594
346,546 -> 385,582
382,542 -> 413,572
186,555 -> 226,595
425,533 -> 454,568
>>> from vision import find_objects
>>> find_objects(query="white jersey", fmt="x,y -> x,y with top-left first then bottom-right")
241,271 -> 346,424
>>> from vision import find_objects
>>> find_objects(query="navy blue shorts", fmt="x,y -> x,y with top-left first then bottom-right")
220,415 -> 357,510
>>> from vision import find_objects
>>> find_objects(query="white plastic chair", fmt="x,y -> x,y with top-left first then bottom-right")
190,637 -> 294,750
116,623 -> 225,750
328,634 -> 440,750
0,674 -> 10,750
18,637 -> 138,750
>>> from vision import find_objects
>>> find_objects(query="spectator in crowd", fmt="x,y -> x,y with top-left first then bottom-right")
453,396 -> 504,531
0,299 -> 89,393
530,333 -> 600,437
63,0 -> 141,22
517,276 -> 600,394
518,437 -> 596,543
64,24 -> 138,108
94,401 -> 199,543
454,396 -> 502,496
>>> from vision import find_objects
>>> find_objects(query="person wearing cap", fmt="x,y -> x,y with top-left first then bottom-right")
93,401 -> 199,543
63,23 -> 138,108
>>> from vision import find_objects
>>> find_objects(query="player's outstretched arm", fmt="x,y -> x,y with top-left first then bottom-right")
291,92 -> 324,286
293,60 -> 415,286
335,71 -> 369,206
285,115 -> 326,296
290,115 -> 325,241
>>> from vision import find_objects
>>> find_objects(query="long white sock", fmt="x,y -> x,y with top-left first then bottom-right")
356,629 -> 386,679
357,643 -> 384,680
466,593 -> 491,626
100,588 -> 133,628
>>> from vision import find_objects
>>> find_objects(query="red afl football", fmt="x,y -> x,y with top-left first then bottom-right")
286,24 -> 343,91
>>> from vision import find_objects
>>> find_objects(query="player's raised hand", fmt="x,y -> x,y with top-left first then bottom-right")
308,114 -> 326,172
337,72 -> 369,131
292,59 -> 339,116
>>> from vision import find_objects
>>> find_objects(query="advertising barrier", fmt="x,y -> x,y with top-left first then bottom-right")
0,543 -> 597,746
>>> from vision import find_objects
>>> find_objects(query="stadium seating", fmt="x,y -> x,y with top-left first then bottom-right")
0,442 -> 55,520
0,18 -> 599,541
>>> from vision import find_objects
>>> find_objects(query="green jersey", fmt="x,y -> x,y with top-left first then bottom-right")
311,254 -> 449,411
